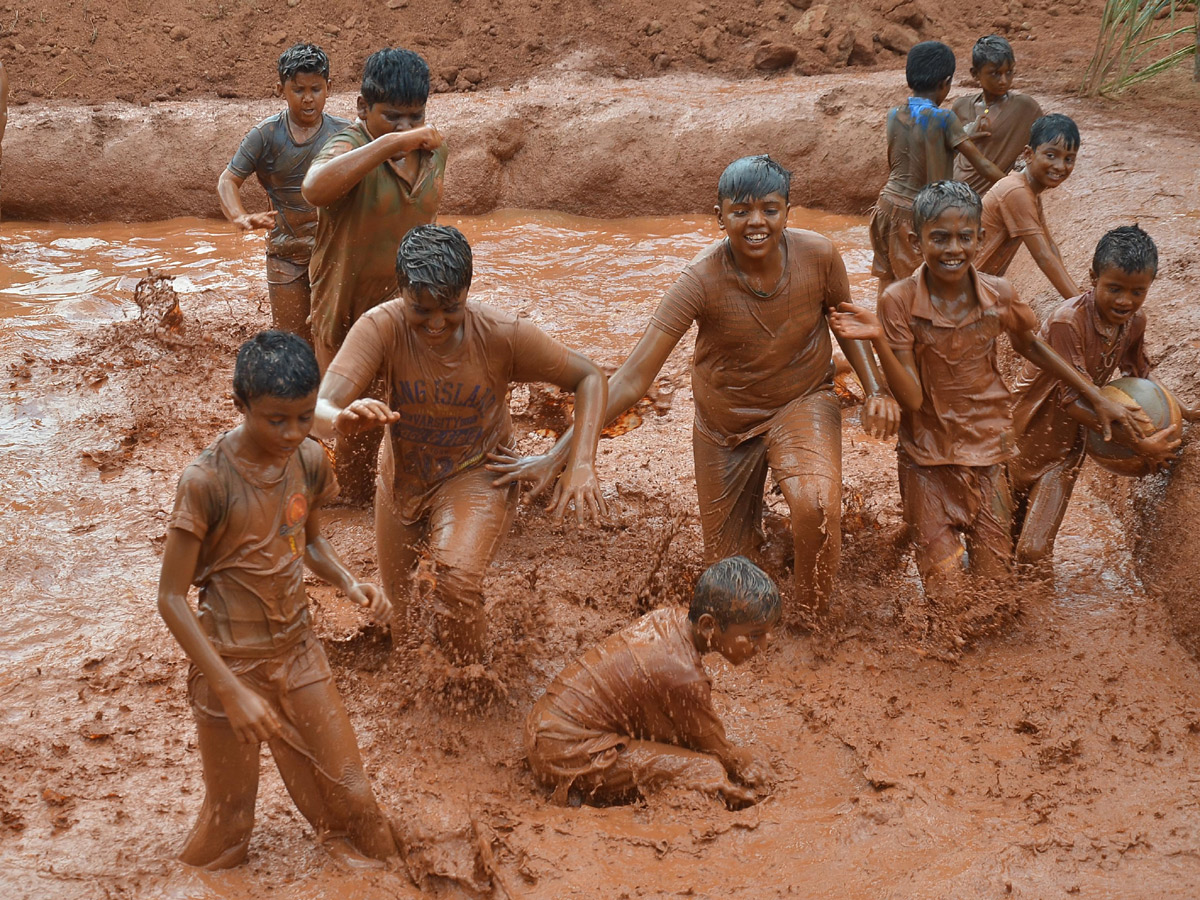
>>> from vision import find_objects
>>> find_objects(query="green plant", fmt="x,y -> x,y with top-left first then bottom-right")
1081,0 -> 1199,95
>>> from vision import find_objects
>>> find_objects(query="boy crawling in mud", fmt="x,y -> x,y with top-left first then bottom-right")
157,331 -> 398,868
976,114 -> 1082,300
303,47 -> 447,504
831,182 -> 1141,628
315,225 -> 607,666
1010,226 -> 1197,567
492,155 -> 897,625
951,34 -> 1042,198
525,556 -> 779,807
217,43 -> 349,342
871,40 -> 1005,294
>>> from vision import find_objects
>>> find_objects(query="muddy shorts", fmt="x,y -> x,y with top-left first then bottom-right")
898,453 -> 1014,578
524,705 -> 627,802
1008,442 -> 1086,564
869,195 -> 922,283
693,388 -> 842,562
265,255 -> 311,287
187,631 -> 333,726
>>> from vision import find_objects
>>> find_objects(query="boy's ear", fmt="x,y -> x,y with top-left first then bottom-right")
274,81 -> 284,98
1088,268 -> 1099,288
694,612 -> 718,647
233,393 -> 248,415
356,95 -> 369,119
907,227 -> 923,257
1020,144 -> 1033,163
714,203 -> 725,231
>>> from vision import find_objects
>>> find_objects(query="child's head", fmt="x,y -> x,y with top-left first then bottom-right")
275,43 -> 331,126
1090,225 -> 1157,327
906,41 -> 956,99
717,155 -> 791,206
1023,114 -> 1079,192
715,156 -> 791,259
910,180 -> 983,277
970,35 -> 1015,98
357,47 -> 430,135
396,225 -> 473,348
689,556 -> 781,665
232,331 -> 321,457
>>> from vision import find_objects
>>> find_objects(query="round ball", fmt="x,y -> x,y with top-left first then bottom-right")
1085,376 -> 1181,477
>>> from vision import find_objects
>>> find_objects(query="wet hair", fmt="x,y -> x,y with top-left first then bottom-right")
912,180 -> 982,234
1092,225 -> 1158,278
277,42 -> 331,84
360,47 -> 430,108
233,330 -> 320,404
717,155 -> 791,204
971,34 -> 1015,71
689,556 -> 781,630
906,41 -> 956,92
396,224 -> 473,303
1028,113 -> 1080,152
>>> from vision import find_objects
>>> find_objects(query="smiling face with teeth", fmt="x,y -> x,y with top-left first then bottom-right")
715,190 -> 791,270
1022,136 -> 1077,194
403,286 -> 468,353
909,206 -> 983,290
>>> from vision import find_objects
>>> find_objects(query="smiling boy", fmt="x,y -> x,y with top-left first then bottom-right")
218,44 -> 349,341
976,114 -> 1080,299
303,47 -> 447,503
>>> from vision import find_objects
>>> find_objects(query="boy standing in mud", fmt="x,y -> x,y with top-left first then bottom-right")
951,35 -> 1042,197
157,331 -> 398,868
1010,226 -> 1196,567
976,114 -> 1082,300
303,47 -> 447,504
525,556 -> 779,807
831,182 -> 1141,626
218,44 -> 349,342
315,225 -> 608,666
870,41 -> 1005,294
492,155 -> 898,625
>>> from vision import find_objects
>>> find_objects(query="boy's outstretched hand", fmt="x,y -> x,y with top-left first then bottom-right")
348,581 -> 393,623
335,398 -> 402,435
486,445 -> 606,525
728,745 -> 775,790
829,302 -> 884,342
553,462 -> 608,526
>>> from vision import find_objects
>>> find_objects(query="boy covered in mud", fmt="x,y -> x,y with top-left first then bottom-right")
831,182 -> 1141,616
976,114 -> 1081,299
1010,226 -> 1197,566
525,556 -> 779,806
157,331 -> 398,868
314,225 -> 607,666
218,43 -> 349,342
951,35 -> 1042,197
303,47 -> 447,503
492,156 -> 898,625
870,41 -> 1006,293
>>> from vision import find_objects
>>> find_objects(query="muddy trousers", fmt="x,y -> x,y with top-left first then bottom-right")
315,337 -> 385,505
375,466 -> 519,665
1008,446 -> 1085,566
264,255 -> 313,345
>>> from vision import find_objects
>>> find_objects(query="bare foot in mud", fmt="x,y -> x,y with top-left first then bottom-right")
322,835 -> 387,870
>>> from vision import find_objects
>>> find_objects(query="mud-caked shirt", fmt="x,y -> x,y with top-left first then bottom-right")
951,92 -> 1042,197
879,98 -> 971,208
976,171 -> 1048,277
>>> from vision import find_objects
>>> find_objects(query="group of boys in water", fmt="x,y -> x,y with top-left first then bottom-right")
153,36 -> 1193,867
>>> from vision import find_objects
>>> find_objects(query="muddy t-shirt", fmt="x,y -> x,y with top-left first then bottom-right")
879,98 -> 971,207
951,92 -> 1042,196
308,121 -> 448,348
168,435 -> 337,658
1012,291 -> 1150,465
650,229 -> 849,447
530,607 -> 729,753
976,171 -> 1046,276
326,300 -> 570,521
880,264 -> 1035,467
227,111 -> 350,263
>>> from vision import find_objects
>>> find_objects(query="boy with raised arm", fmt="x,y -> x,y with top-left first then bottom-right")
526,556 -> 780,807
492,156 -> 899,625
870,41 -> 1006,294
218,44 -> 349,341
315,225 -> 607,666
157,331 -> 397,868
951,35 -> 1042,197
303,47 -> 447,504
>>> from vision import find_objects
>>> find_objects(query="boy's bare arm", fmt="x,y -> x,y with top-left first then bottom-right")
315,371 -> 400,440
956,138 -> 1006,185
302,125 -> 442,208
536,349 -> 610,525
157,528 -> 282,743
831,329 -> 900,438
1018,231 -> 1080,299
303,508 -> 392,621
829,303 -> 923,411
217,169 -> 276,231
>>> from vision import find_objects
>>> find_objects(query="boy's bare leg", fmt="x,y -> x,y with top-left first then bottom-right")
266,280 -> 313,345
179,720 -> 260,869
375,491 -> 423,641
579,741 -> 755,806
777,472 -> 840,620
315,338 -> 383,506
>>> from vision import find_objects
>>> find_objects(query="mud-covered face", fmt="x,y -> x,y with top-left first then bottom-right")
237,390 -> 317,463
913,207 -> 981,286
1091,266 -> 1154,329
709,619 -> 777,666
715,191 -> 790,265
403,287 -> 467,352
1024,137 -> 1077,192
358,99 -> 426,139
278,72 -> 329,129
973,60 -> 1014,101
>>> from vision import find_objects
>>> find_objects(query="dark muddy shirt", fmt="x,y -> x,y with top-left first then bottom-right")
951,91 -> 1042,196
976,171 -> 1048,277
879,98 -> 971,207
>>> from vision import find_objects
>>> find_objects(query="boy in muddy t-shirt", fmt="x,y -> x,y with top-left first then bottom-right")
951,35 -> 1042,198
315,225 -> 607,666
218,43 -> 349,342
831,182 -> 1141,619
871,41 -> 1005,294
525,556 -> 779,806
492,155 -> 898,625
303,47 -> 448,504
157,331 -> 397,868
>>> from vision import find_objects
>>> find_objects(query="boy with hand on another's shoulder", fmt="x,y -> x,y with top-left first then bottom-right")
218,43 -> 349,341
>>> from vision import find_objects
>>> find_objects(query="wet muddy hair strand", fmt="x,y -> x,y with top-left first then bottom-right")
1029,113 -> 1081,152
396,225 -> 473,303
972,34 -> 1015,70
1092,225 -> 1158,277
912,180 -> 982,234
718,155 -> 791,205
233,330 -> 320,404
906,41 -> 956,92
277,42 -> 331,83
361,47 -> 430,108
689,556 -> 781,630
